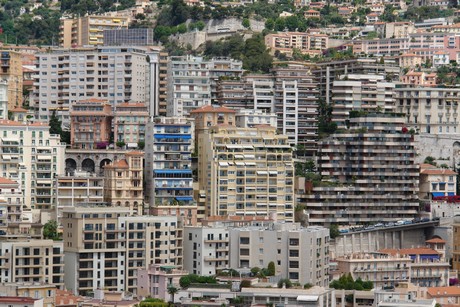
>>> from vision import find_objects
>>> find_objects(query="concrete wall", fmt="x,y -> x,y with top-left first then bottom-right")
170,18 -> 265,49
414,133 -> 460,168
331,225 -> 435,258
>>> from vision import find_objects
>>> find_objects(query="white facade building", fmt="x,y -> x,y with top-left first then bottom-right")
32,46 -> 162,126
0,120 -> 65,210
166,56 -> 242,117
235,109 -> 277,128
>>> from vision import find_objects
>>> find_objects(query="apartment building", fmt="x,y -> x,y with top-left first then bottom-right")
0,120 -> 65,210
103,151 -> 144,214
453,216 -> 460,272
311,58 -> 400,104
0,297 -> 43,307
183,226 -> 230,276
70,99 -> 113,150
400,71 -> 437,86
298,114 -> 419,225
235,109 -> 277,128
380,246 -> 451,287
32,46 -> 162,125
217,63 -> 319,156
352,37 -> 410,56
264,32 -> 329,56
384,22 -> 415,38
113,102 -> 149,146
59,16 -> 129,48
197,124 -> 295,221
229,223 -> 330,286
0,283 -> 57,307
62,205 -> 182,296
0,239 -> 64,287
331,74 -> 396,129
103,28 -> 154,47
337,253 -> 412,289
0,82 -> 8,120
0,178 -> 23,233
137,264 -> 188,301
0,50 -> 23,110
166,56 -> 243,117
55,172 -> 104,220
395,85 -> 460,134
144,117 -> 194,217
419,164 -> 457,200
399,53 -> 423,68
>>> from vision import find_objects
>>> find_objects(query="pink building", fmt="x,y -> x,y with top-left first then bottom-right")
304,9 -> 320,18
352,37 -> 409,56
137,264 -> 188,301
70,99 -> 113,149
400,71 -> 437,86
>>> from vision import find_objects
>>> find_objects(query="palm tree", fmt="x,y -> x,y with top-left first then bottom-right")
167,284 -> 178,306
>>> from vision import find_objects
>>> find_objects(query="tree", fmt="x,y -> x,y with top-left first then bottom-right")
330,224 -> 340,239
277,278 -> 292,288
138,141 -> 145,150
242,34 -> 273,73
424,156 -> 437,166
267,261 -> 276,276
49,110 -> 62,136
43,220 -> 61,240
116,141 -> 126,148
167,284 -> 178,304
242,18 -> 250,29
304,283 -> 313,289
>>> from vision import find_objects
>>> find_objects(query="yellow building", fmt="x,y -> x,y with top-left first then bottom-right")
103,151 -> 144,214
198,124 -> 295,221
0,50 -> 23,109
59,15 -> 129,47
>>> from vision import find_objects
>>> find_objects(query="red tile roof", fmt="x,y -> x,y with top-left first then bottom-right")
0,177 -> 19,185
189,105 -> 236,114
427,286 -> 460,297
426,237 -> 446,244
379,247 -> 440,256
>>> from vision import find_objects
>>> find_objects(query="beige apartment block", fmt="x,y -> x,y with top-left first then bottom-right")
395,86 -> 460,134
62,205 -> 182,296
0,50 -> 23,109
0,239 -> 64,288
197,125 -> 295,222
103,151 -> 143,214
419,164 -> 457,200
337,253 -> 412,289
59,16 -> 129,48
264,32 -> 329,56
0,283 -> 57,307
0,120 -> 65,210
55,173 -> 104,220
385,22 -> 415,38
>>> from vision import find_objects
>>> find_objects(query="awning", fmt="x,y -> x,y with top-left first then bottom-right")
432,192 -> 445,197
175,196 -> 193,201
448,192 -> 455,196
234,155 -> 244,159
218,162 -> 228,166
297,295 -> 319,302
257,171 -> 268,175
244,154 -> 255,159
155,134 -> 191,139
2,155 -> 11,160
245,162 -> 256,166
37,155 -> 51,160
154,169 -> 192,174
235,162 -> 245,166
269,171 -> 278,175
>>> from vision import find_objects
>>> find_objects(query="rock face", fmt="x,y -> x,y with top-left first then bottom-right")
170,18 -> 265,49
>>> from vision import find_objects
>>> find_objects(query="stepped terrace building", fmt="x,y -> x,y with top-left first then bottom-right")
297,114 -> 419,226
